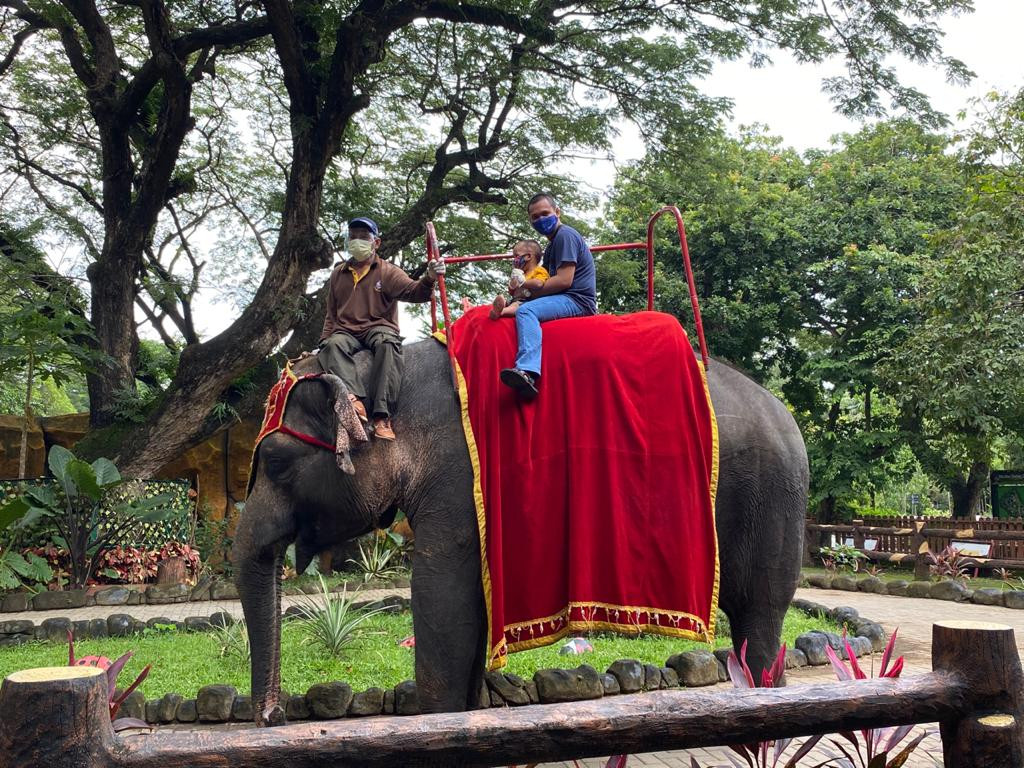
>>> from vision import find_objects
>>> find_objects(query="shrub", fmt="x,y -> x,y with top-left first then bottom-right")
926,545 -> 972,584
819,544 -> 867,573
347,530 -> 409,584
290,576 -> 392,657
0,446 -> 177,588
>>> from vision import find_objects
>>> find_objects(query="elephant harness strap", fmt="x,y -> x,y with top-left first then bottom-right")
248,362 -> 370,494
255,365 -> 336,452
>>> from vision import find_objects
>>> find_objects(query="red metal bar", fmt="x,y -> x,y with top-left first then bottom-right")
442,242 -> 646,266
425,222 -> 458,383
645,206 -> 708,369
425,217 -> 707,369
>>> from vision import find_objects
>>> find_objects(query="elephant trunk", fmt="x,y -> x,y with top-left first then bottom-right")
237,552 -> 286,726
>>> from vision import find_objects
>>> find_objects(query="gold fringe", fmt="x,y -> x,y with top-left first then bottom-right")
698,358 -> 721,643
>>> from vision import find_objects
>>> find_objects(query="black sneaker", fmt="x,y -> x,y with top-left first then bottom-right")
500,368 -> 539,399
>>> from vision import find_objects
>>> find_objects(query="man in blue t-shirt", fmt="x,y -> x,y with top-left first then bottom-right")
500,192 -> 598,398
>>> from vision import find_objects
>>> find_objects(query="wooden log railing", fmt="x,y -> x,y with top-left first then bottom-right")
805,520 -> 1024,578
1,622 -> 1022,767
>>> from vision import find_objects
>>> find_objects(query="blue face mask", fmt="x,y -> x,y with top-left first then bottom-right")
531,214 -> 559,237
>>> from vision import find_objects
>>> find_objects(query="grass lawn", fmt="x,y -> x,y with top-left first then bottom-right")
0,608 -> 836,699
801,565 -> 1018,592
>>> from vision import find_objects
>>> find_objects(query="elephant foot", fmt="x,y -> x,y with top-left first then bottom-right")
257,703 -> 287,728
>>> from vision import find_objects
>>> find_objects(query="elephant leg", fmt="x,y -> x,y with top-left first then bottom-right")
725,602 -> 787,684
717,454 -> 804,684
410,515 -> 486,713
234,476 -> 295,726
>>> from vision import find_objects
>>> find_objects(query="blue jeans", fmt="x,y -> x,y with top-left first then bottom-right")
513,294 -> 587,376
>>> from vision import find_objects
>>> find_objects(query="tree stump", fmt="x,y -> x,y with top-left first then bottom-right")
0,666 -> 110,768
932,620 -> 1024,767
156,556 -> 186,585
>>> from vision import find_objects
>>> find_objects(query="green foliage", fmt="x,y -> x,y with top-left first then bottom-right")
211,619 -> 251,663
0,608 -> 834,697
0,446 -> 177,588
0,226 -> 98,423
818,544 -> 868,573
347,530 -> 410,584
885,90 -> 1024,501
289,577 -> 394,657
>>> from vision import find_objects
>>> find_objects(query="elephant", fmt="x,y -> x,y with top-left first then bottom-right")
234,337 -> 808,726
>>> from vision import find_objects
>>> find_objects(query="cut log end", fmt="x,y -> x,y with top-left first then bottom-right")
6,667 -> 103,683
979,714 -> 1017,728
934,620 -> 1011,632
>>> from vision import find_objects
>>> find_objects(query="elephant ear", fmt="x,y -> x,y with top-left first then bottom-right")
322,374 -> 367,475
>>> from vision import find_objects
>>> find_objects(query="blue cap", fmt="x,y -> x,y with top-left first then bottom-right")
348,217 -> 380,236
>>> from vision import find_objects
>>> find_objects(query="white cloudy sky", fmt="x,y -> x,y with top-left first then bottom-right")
568,0 -> 1023,200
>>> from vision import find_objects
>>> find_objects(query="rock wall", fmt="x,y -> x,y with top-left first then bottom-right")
0,414 -> 261,522
0,414 -> 45,479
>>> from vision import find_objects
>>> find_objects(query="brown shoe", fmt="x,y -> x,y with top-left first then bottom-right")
348,393 -> 368,423
373,418 -> 396,441
489,294 -> 507,320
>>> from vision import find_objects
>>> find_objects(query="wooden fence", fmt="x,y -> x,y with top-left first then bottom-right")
1,622 -> 1022,767
805,517 -> 1024,578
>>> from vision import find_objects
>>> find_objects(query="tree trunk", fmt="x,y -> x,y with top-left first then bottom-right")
950,461 -> 989,519
816,495 -> 837,524
86,255 -> 140,427
19,349 -> 34,478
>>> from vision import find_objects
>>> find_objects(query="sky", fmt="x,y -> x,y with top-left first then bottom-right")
194,0 -> 1023,340
569,0 -> 1024,201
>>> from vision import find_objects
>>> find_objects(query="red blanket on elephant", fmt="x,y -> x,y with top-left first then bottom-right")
442,308 -> 719,669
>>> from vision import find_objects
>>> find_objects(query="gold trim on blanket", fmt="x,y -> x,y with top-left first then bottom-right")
433,331 -> 506,667
432,328 -> 720,667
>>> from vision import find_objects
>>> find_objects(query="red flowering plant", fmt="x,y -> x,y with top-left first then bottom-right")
67,631 -> 151,732
95,545 -> 159,583
820,629 -> 928,768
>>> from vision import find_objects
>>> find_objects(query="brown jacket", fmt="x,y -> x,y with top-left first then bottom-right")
320,257 -> 435,340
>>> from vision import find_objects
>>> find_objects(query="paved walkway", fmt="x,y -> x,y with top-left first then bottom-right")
11,585 -> 1023,766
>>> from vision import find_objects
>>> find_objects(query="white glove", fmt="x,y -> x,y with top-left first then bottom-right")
508,268 -> 526,289
427,259 -> 446,278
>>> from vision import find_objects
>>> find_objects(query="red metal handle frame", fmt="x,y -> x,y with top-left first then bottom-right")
646,206 -> 709,369
426,207 -> 708,371
425,222 -> 459,384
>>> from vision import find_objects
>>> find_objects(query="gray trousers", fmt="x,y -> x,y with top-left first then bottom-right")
318,327 -> 403,418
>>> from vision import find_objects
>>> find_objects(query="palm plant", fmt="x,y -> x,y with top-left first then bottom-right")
211,619 -> 251,662
290,575 -> 390,656
347,530 -> 408,584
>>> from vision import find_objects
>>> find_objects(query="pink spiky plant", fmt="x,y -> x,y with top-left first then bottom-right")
821,629 -> 928,768
67,630 -> 152,732
721,640 -> 823,768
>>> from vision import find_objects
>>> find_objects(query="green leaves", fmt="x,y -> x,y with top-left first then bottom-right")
0,497 -> 31,531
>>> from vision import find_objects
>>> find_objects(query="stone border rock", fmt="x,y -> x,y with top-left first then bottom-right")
0,575 -> 411,614
0,596 -> 412,647
102,600 -> 889,725
802,572 -> 1024,608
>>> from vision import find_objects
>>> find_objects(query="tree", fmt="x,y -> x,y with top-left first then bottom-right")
887,90 -> 1024,517
601,120 -> 966,519
0,0 -> 973,476
0,226 -> 97,477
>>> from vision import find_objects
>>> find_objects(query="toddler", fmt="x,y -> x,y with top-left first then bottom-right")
489,239 -> 549,320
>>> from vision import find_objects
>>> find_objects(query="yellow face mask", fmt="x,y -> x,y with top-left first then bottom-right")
348,239 -> 374,262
